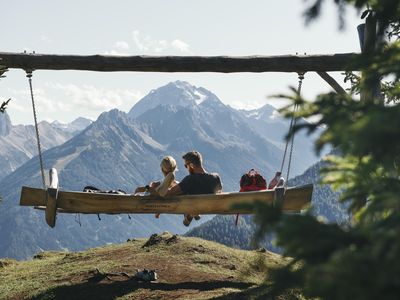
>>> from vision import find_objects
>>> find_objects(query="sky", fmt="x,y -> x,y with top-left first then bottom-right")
0,0 -> 363,125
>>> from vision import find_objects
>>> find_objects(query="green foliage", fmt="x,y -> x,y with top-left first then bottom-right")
252,1 -> 400,299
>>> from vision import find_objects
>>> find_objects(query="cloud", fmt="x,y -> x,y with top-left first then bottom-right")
6,84 -> 143,115
131,30 -> 191,54
171,39 -> 190,53
114,41 -> 130,50
104,32 -> 192,55
132,30 -> 167,53
45,83 -> 143,112
104,41 -> 131,56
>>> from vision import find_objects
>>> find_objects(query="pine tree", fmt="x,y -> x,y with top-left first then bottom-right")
251,1 -> 400,299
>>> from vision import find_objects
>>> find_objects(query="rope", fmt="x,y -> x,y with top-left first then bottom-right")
279,109 -> 295,174
280,72 -> 305,184
26,70 -> 46,189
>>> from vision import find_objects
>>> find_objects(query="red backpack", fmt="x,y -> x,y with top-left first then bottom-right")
239,169 -> 267,192
236,169 -> 267,225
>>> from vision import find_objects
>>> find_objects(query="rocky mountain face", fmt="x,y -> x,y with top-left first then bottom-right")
0,111 -> 12,136
0,113 -> 89,181
0,81 -> 324,259
240,104 -> 328,172
128,81 -> 218,118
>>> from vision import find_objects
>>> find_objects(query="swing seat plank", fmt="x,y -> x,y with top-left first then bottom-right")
20,184 -> 313,215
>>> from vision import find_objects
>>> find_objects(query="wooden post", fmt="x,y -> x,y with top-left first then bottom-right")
274,187 -> 285,208
356,13 -> 384,213
359,13 -> 382,102
45,168 -> 59,228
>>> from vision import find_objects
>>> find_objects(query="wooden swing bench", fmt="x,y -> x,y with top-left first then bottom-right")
19,169 -> 313,228
5,53 -> 323,229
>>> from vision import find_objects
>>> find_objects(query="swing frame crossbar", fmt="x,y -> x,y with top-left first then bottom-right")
0,51 -> 359,73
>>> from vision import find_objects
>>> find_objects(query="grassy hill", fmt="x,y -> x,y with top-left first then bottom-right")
0,232 -> 296,300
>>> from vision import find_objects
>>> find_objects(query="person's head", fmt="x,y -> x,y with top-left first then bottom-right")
160,156 -> 177,176
182,151 -> 202,174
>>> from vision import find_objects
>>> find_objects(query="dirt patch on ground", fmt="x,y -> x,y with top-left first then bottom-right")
0,258 -> 17,268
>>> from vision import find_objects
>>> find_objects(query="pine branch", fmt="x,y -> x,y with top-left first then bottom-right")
0,98 -> 11,113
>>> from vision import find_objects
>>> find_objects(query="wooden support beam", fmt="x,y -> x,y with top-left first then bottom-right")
317,71 -> 347,95
274,187 -> 285,208
360,13 -> 382,102
45,188 -> 58,228
45,168 -> 59,228
0,52 -> 360,73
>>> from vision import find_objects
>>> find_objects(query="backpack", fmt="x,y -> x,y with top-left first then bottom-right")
236,169 -> 267,226
83,186 -> 127,195
239,169 -> 267,192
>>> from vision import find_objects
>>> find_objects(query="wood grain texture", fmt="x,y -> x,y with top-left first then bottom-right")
0,52 -> 359,73
20,184 -> 313,215
45,188 -> 58,228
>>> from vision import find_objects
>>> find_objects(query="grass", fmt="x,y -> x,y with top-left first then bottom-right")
0,232 -> 292,300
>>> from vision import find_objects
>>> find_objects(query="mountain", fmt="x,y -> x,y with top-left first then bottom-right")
134,102 -> 284,190
51,117 -> 92,134
128,80 -> 218,119
0,81 -> 323,260
0,111 -> 12,136
131,81 -> 325,178
0,112 -> 77,181
0,109 -> 199,260
239,103 -> 329,173
186,158 -> 350,250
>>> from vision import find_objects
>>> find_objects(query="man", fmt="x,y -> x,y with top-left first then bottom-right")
166,151 -> 222,226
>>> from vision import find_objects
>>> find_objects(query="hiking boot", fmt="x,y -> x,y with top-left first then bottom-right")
183,214 -> 193,226
194,215 -> 201,221
135,269 -> 158,281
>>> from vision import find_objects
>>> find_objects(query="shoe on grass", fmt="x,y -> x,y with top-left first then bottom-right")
135,269 -> 158,281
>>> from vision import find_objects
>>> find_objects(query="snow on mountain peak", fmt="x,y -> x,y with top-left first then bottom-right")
128,81 -> 223,119
0,111 -> 12,136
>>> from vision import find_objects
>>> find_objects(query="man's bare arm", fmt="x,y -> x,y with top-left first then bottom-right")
165,184 -> 183,196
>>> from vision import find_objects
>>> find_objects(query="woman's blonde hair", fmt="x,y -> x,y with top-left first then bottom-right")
160,156 -> 177,174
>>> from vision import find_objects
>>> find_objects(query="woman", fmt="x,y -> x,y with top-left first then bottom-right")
134,156 -> 178,218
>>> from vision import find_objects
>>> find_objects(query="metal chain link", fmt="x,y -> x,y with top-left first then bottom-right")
26,70 -> 46,189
